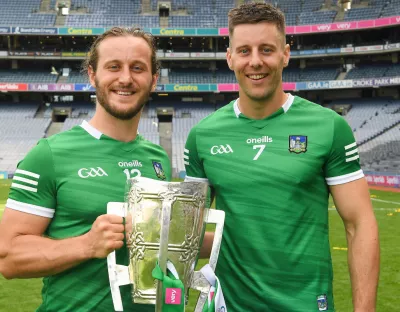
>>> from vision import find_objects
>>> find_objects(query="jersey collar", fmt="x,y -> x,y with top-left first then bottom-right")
80,120 -> 102,140
233,93 -> 294,118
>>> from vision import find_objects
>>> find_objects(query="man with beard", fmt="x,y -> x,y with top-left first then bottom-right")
185,3 -> 379,312
0,27 -> 170,312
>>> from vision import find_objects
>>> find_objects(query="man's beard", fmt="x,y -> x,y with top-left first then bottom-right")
95,78 -> 152,120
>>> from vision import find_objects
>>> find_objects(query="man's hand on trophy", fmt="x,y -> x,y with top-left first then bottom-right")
124,213 -> 133,242
85,214 -> 126,258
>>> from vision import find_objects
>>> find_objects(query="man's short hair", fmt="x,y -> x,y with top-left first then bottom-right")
228,3 -> 286,44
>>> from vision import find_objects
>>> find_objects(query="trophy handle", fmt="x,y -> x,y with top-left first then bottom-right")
106,202 -> 131,312
192,209 -> 225,311
205,209 -> 225,271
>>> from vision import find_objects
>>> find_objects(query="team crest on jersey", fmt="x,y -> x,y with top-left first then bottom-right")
317,294 -> 328,311
289,135 -> 307,154
152,161 -> 166,180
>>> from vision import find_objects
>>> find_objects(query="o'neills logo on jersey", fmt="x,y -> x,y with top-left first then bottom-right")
246,136 -> 273,144
118,160 -> 142,167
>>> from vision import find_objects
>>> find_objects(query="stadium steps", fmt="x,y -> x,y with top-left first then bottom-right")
336,72 -> 347,80
142,0 -> 152,13
46,122 -> 64,137
159,122 -> 172,169
160,16 -> 169,27
55,14 -> 67,26
34,105 -> 47,118
57,76 -> 68,83
333,9 -> 345,22
40,0 -> 51,12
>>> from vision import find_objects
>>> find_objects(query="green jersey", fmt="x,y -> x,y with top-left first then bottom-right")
184,95 -> 363,312
6,121 -> 171,312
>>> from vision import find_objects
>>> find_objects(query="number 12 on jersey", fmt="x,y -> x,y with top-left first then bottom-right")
123,169 -> 141,179
253,145 -> 266,160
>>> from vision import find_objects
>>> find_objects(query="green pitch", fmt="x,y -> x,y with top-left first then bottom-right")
0,179 -> 399,311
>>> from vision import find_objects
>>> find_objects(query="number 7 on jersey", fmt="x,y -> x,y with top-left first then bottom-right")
253,144 -> 266,160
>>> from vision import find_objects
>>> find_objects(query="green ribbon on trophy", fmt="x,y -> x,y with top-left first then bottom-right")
152,261 -> 227,312
152,261 -> 185,312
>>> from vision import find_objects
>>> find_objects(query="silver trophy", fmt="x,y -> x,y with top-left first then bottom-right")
107,177 -> 225,311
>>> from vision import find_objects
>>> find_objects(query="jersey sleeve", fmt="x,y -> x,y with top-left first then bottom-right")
6,139 -> 57,218
324,114 -> 364,186
184,126 -> 208,183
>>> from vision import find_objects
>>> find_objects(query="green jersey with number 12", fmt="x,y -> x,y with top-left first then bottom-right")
184,94 -> 363,312
6,121 -> 171,312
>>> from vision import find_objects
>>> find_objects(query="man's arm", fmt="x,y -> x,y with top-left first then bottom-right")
200,232 -> 214,258
330,178 -> 379,312
0,208 -> 125,279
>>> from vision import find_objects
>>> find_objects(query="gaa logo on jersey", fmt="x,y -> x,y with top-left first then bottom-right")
289,135 -> 307,154
317,294 -> 328,311
152,161 -> 166,180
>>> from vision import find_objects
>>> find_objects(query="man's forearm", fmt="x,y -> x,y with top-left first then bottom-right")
0,233 -> 92,279
347,218 -> 380,311
200,231 -> 214,258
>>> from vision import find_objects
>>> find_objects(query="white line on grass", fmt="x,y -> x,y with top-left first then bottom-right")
371,198 -> 400,205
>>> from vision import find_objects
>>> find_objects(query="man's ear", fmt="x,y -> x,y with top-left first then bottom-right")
226,48 -> 233,71
283,44 -> 290,68
88,65 -> 96,88
151,74 -> 159,92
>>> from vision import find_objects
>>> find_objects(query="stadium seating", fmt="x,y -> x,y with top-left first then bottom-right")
283,67 -> 340,82
67,71 -> 88,84
2,0 -> 400,29
169,68 -> 214,84
337,99 -> 400,144
345,64 -> 400,80
170,103 -> 214,175
360,125 -> 400,173
298,11 -> 337,25
343,7 -> 383,21
0,102 -> 50,172
381,0 -> 400,17
0,0 -> 56,26
0,70 -> 58,83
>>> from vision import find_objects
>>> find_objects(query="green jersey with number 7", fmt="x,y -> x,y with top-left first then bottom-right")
184,94 -> 363,312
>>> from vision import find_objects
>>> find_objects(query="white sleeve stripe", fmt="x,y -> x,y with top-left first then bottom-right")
346,155 -> 360,162
183,155 -> 189,160
6,198 -> 54,218
13,176 -> 38,186
344,142 -> 357,150
15,169 -> 40,179
184,175 -> 209,184
11,183 -> 37,193
184,148 -> 189,153
325,169 -> 364,185
345,148 -> 358,156
184,161 -> 190,165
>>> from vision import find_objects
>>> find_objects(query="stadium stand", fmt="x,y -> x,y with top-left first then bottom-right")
171,103 -> 214,176
360,125 -> 400,173
0,70 -> 58,83
1,0 -> 400,28
0,102 -> 50,172
0,0 -> 55,26
345,64 -> 400,80
331,99 -> 400,145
